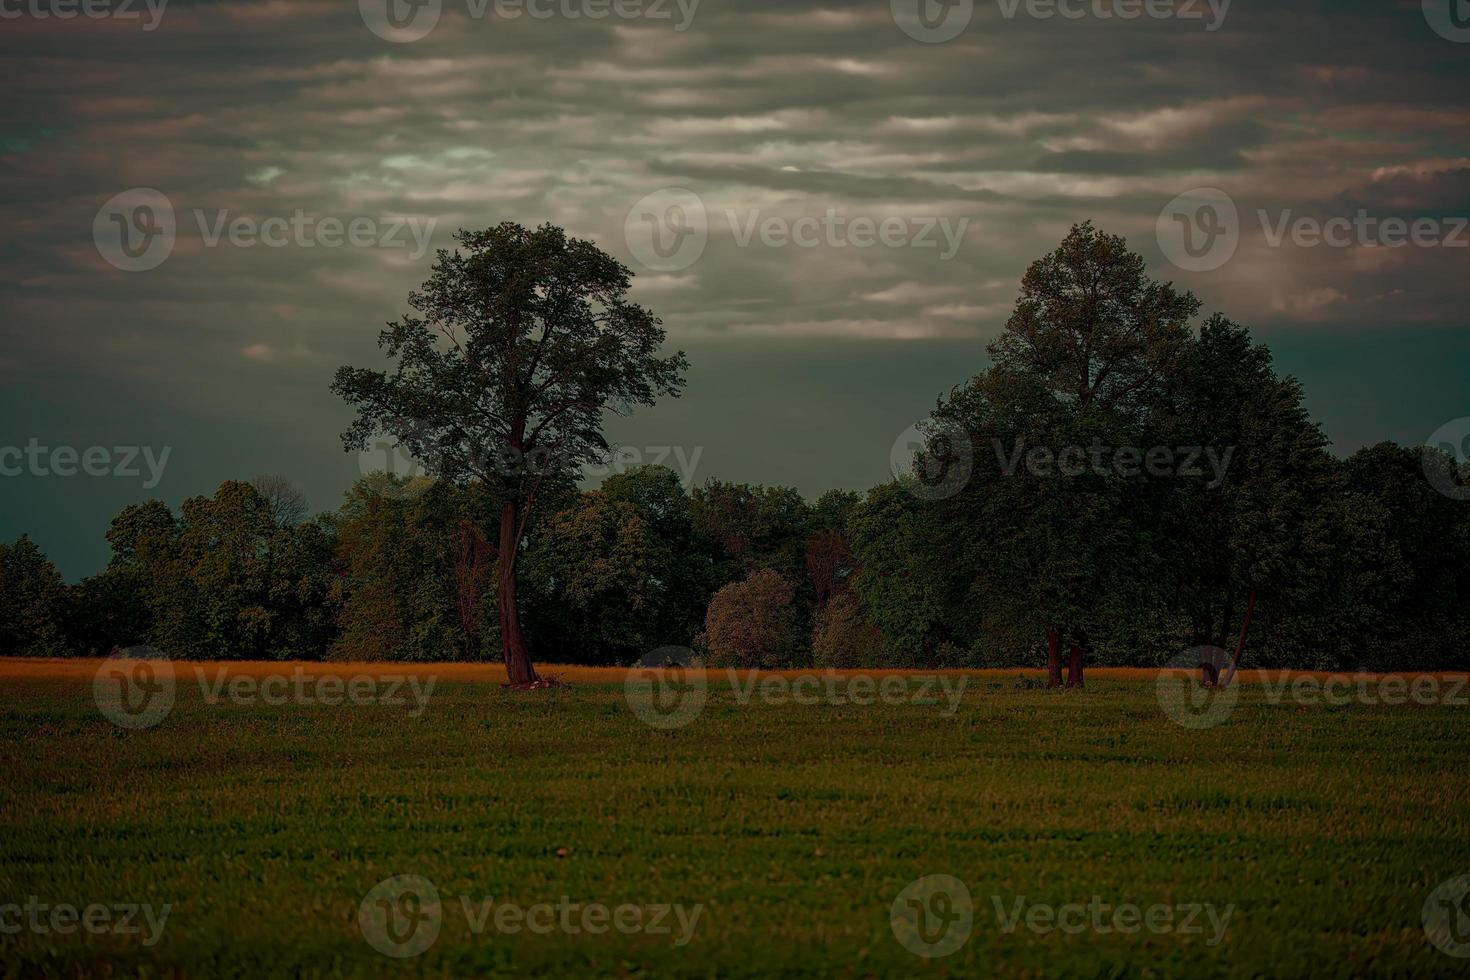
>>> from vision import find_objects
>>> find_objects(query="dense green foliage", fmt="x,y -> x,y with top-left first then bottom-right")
3,223 -> 1467,669
3,669 -> 1467,976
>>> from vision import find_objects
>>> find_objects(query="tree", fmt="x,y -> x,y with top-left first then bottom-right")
932,222 -> 1200,685
1149,316 -> 1333,684
331,476 -> 473,662
812,591 -> 891,669
251,474 -> 310,527
0,536 -> 70,657
333,223 -> 687,686
704,569 -> 801,669
847,483 -> 955,667
523,490 -> 669,664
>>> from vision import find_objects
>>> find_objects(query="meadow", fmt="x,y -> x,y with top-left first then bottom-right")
2,659 -> 1468,977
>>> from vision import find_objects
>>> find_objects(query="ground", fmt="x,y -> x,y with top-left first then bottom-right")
2,659 -> 1468,977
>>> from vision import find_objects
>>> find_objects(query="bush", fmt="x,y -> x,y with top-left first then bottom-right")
704,569 -> 800,669
811,592 -> 892,668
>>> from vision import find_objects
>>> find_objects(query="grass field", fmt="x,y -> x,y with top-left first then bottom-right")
3,659 -> 1469,977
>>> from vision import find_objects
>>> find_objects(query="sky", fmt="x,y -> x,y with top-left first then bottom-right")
2,0 -> 1468,579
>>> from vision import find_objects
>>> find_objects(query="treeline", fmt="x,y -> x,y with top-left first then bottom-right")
4,222 -> 1467,671
4,438 -> 1466,672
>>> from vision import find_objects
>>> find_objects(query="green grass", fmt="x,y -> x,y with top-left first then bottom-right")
2,668 -> 1469,977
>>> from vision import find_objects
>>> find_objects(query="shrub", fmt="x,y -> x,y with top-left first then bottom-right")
704,569 -> 799,669
811,592 -> 892,669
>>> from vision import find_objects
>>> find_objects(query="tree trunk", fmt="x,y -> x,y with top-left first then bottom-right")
1216,584 -> 1256,690
1046,627 -> 1063,688
497,500 -> 540,687
1217,590 -> 1234,650
1200,659 -> 1219,688
1065,643 -> 1084,688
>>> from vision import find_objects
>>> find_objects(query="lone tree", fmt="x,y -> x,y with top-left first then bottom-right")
333,223 -> 687,686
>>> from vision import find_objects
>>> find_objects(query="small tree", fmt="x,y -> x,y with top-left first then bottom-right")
333,223 -> 687,686
704,569 -> 800,669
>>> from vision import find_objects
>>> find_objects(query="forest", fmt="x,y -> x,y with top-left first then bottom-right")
4,223 -> 1468,675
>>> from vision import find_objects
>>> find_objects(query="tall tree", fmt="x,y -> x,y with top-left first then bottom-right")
0,536 -> 70,657
333,223 -> 687,686
931,222 -> 1199,684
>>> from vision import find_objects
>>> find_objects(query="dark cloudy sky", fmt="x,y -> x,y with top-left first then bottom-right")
3,0 -> 1468,578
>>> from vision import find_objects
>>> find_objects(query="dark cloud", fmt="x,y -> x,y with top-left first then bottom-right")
1,0 -> 1467,575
